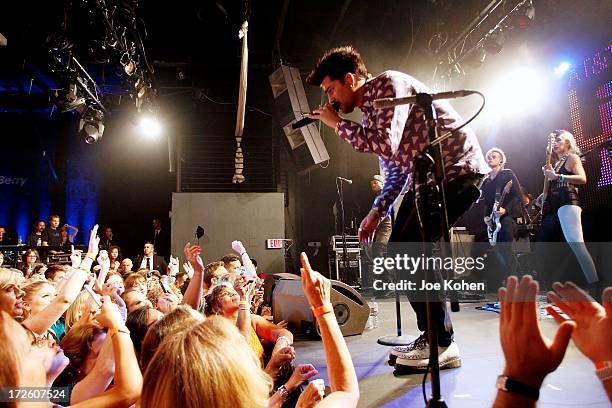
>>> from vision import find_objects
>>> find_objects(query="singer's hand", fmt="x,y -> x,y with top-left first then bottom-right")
359,211 -> 381,245
310,103 -> 341,129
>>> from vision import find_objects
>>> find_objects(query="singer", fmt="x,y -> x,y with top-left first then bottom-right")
306,45 -> 489,371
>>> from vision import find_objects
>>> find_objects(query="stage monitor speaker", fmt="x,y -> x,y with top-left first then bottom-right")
272,277 -> 369,337
269,65 -> 329,173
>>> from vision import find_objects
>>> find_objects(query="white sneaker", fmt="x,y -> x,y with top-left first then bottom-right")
388,334 -> 427,365
395,341 -> 461,372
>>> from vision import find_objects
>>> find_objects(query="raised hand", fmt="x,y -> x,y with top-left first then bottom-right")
547,283 -> 612,364
231,240 -> 246,255
88,225 -> 100,257
499,275 -> 575,389
183,242 -> 204,272
267,345 -> 296,375
97,250 -> 110,271
286,363 -> 319,392
95,295 -> 123,329
70,245 -> 83,268
167,255 -> 180,276
157,293 -> 179,314
182,261 -> 195,279
300,252 -> 331,309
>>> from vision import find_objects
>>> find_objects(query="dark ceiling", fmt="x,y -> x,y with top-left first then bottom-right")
0,0 -> 610,113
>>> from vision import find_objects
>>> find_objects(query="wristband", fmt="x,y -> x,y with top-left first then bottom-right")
77,266 -> 90,273
595,361 -> 612,382
496,375 -> 539,401
311,303 -> 333,318
276,335 -> 292,346
276,385 -> 290,402
108,326 -> 130,338
85,253 -> 96,261
240,300 -> 248,306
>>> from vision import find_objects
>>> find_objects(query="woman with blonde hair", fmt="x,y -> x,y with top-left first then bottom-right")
141,315 -> 273,408
0,267 -> 25,318
539,129 -> 598,284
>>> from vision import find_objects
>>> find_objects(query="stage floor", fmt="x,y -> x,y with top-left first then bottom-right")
292,299 -> 609,408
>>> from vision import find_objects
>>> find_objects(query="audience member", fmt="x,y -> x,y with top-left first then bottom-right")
151,218 -> 170,259
41,214 -> 63,251
20,248 -> 41,278
107,245 -> 121,272
25,220 -> 46,247
494,275 -> 612,406
135,242 -> 168,273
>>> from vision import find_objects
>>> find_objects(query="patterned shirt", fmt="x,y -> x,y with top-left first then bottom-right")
337,70 -> 489,216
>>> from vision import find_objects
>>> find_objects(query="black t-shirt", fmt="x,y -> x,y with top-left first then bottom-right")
42,228 -> 62,246
26,232 -> 43,247
481,169 -> 523,218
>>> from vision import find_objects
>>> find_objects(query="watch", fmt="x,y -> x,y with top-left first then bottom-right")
277,385 -> 290,402
496,375 -> 539,401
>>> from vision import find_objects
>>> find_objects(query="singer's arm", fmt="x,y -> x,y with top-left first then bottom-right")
373,158 -> 408,217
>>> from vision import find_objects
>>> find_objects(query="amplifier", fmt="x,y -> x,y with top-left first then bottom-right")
329,235 -> 360,251
329,249 -> 361,287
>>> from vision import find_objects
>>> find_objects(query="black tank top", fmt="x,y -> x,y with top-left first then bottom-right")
544,155 -> 580,214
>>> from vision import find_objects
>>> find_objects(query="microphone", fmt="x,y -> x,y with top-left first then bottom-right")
337,176 -> 352,184
292,101 -> 340,129
373,90 -> 477,109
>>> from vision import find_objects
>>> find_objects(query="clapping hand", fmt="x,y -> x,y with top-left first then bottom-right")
499,276 -> 575,389
547,282 -> 612,364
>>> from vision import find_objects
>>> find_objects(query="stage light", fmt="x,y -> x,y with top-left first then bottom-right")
79,106 -> 105,144
554,61 -> 571,77
139,116 -> 162,138
124,60 -> 136,76
488,68 -> 543,117
54,82 -> 86,112
512,0 -> 535,30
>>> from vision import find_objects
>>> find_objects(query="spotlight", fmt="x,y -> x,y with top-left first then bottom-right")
489,68 -> 542,117
139,116 -> 162,138
483,30 -> 505,55
554,61 -> 571,77
54,82 -> 86,112
512,0 -> 535,30
79,106 -> 105,144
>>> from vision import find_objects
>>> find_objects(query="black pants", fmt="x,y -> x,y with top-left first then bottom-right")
493,217 -> 518,278
389,174 -> 482,347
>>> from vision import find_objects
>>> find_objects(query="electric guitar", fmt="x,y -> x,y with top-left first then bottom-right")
487,180 -> 513,246
536,133 -> 556,210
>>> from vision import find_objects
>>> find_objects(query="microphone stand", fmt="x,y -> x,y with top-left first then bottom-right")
413,93 -> 450,407
337,178 -> 352,285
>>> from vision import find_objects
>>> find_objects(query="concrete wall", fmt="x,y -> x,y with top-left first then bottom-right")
171,192 -> 286,274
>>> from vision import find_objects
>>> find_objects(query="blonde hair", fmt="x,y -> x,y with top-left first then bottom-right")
552,129 -> 581,157
60,322 -> 105,383
21,281 -> 54,319
141,316 -> 272,408
140,306 -> 203,371
485,147 -> 507,167
0,268 -> 20,291
64,290 -> 94,332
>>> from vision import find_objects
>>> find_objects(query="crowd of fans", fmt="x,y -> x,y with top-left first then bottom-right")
0,221 -> 610,407
0,224 -> 359,407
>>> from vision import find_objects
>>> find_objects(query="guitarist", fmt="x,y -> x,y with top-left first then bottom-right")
480,148 -> 523,276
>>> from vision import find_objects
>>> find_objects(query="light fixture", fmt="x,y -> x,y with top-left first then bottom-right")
461,46 -> 487,71
483,29 -> 505,55
79,106 -> 105,144
512,0 -> 535,30
54,82 -> 86,112
554,61 -> 571,78
139,116 -> 162,138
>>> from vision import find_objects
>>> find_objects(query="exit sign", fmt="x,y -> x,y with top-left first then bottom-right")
266,239 -> 283,249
